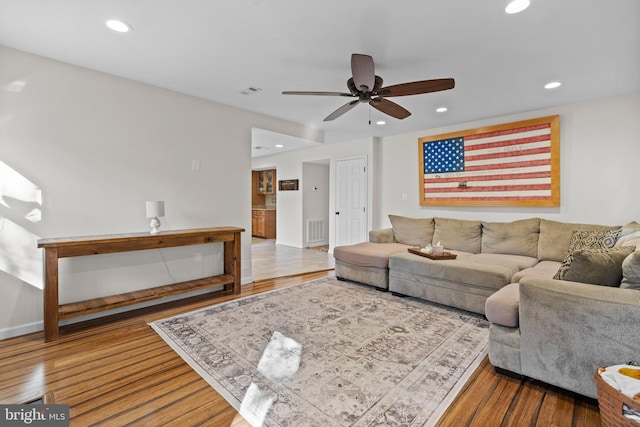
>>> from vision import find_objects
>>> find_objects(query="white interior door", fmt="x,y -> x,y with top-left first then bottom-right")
335,156 -> 368,246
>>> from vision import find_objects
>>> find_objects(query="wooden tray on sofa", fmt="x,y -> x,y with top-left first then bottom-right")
408,248 -> 457,260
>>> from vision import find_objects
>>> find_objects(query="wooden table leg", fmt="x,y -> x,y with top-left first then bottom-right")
43,247 -> 60,342
224,231 -> 242,294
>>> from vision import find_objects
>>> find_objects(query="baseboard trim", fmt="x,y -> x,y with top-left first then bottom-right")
0,321 -> 43,340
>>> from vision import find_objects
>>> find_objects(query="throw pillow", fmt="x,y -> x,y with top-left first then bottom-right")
615,221 -> 640,250
388,215 -> 435,247
553,228 -> 622,280
621,250 -> 640,290
562,246 -> 635,287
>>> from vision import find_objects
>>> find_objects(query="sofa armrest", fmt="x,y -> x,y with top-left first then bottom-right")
369,228 -> 394,243
518,277 -> 640,398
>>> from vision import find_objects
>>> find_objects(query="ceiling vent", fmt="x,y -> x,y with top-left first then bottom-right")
241,86 -> 262,95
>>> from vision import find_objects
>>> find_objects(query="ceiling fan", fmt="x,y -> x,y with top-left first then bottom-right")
282,53 -> 455,122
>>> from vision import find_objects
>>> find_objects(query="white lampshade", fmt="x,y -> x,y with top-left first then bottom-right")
146,201 -> 165,218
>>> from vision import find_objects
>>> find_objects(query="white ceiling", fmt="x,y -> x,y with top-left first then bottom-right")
1,1 -> 639,155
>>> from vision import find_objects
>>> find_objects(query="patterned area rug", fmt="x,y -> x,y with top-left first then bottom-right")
150,276 -> 489,426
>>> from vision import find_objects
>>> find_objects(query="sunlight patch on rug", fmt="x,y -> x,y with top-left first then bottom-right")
150,277 -> 489,426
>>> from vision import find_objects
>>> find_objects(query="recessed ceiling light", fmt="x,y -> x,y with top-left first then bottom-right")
106,19 -> 132,33
436,107 -> 448,113
544,81 -> 562,89
505,0 -> 530,14
376,120 -> 386,125
275,144 -> 284,148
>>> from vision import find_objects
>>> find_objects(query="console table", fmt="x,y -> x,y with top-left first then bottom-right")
37,227 -> 244,342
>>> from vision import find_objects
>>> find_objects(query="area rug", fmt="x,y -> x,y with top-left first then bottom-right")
149,276 -> 489,426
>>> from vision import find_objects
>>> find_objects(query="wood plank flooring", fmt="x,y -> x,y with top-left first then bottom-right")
0,242 -> 601,426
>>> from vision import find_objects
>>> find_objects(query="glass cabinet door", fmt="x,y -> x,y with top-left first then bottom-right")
265,170 -> 273,193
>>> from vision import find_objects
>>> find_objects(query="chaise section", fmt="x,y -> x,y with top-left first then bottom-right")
334,242 -> 408,289
518,277 -> 640,398
388,252 -> 519,314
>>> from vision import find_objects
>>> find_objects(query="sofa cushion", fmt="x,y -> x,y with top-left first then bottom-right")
512,260 -> 560,282
481,218 -> 540,258
553,228 -> 622,280
389,252 -> 518,291
467,253 -> 539,270
333,242 -> 409,269
433,218 -> 482,253
538,219 -> 620,262
485,283 -> 520,327
562,246 -> 635,287
621,250 -> 640,290
388,215 -> 434,247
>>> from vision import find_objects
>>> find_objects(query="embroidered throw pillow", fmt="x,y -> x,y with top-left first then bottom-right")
553,228 -> 622,280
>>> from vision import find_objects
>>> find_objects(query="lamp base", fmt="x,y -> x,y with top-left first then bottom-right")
149,217 -> 161,234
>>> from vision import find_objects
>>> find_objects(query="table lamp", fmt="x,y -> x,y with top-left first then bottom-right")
146,201 -> 165,234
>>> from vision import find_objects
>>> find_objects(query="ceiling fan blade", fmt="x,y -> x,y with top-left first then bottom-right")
370,98 -> 411,120
351,54 -> 375,92
282,91 -> 353,97
324,100 -> 360,121
379,78 -> 455,97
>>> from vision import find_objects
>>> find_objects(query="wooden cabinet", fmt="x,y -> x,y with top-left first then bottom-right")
252,209 -> 276,238
257,169 -> 276,194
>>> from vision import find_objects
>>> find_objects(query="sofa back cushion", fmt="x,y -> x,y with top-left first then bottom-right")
433,218 -> 482,253
538,219 -> 620,261
481,218 -> 540,258
388,215 -> 435,247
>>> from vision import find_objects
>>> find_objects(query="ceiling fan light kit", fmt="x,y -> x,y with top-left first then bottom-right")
283,54 -> 455,122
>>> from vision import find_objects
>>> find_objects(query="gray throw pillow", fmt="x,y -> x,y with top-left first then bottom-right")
388,215 -> 434,247
562,246 -> 635,287
621,250 -> 640,290
553,228 -> 622,280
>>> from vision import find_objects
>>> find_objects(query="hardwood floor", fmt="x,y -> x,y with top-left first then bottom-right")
251,237 -> 334,281
0,243 -> 601,426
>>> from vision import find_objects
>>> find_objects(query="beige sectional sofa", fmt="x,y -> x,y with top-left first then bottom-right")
333,215 -> 640,398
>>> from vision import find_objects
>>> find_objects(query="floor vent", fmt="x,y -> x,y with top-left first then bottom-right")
306,219 -> 325,243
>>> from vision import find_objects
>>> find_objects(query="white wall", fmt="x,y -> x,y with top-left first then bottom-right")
253,93 -> 640,249
375,93 -> 640,229
0,46 -> 319,338
302,162 -> 330,246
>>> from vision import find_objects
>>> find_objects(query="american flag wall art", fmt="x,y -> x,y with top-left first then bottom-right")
419,115 -> 560,206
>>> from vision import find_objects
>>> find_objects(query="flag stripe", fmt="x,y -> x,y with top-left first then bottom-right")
424,170 -> 551,184
464,123 -> 550,141
465,146 -> 551,163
